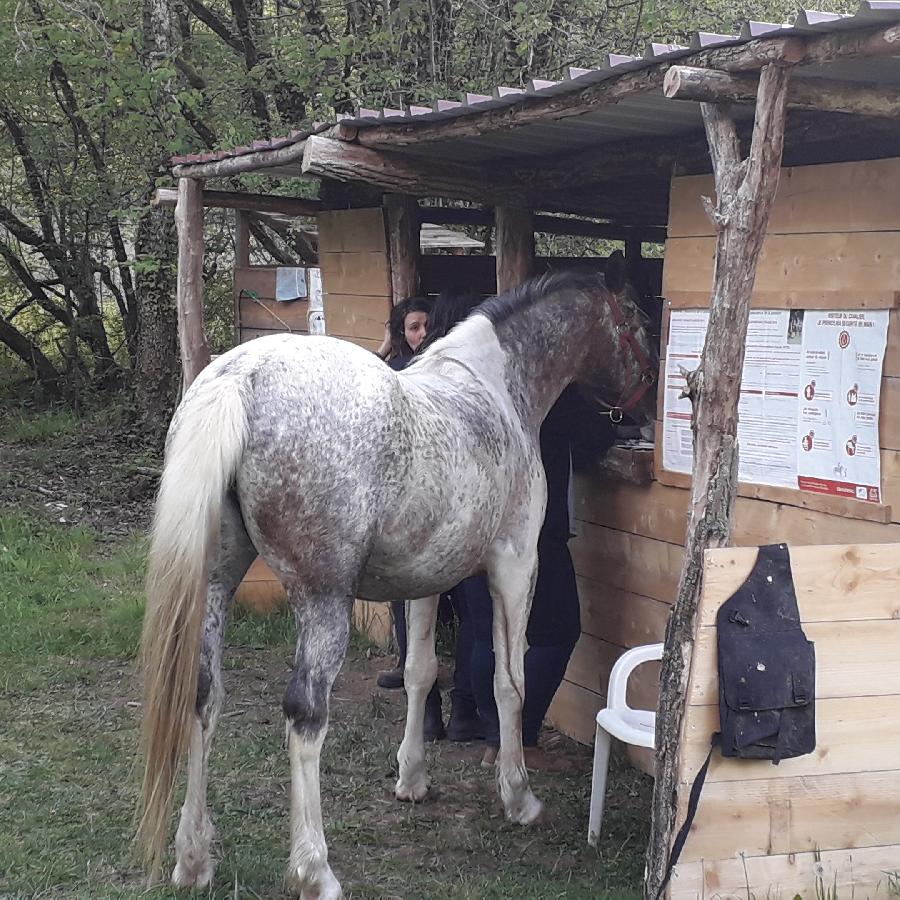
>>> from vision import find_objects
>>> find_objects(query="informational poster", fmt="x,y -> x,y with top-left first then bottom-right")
795,310 -> 889,502
663,309 -> 802,488
662,308 -> 889,502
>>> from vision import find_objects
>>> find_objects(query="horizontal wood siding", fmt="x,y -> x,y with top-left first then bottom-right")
669,542 -> 900,897
235,267 -> 310,342
318,210 -> 393,361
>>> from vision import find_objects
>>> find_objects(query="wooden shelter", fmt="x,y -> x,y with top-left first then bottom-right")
169,6 -> 900,894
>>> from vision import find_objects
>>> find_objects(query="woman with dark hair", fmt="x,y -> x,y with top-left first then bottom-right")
374,296 -> 432,365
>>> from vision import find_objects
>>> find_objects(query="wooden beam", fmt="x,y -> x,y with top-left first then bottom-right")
664,66 -> 900,119
644,62 -> 793,898
340,23 -> 900,150
418,205 -> 666,243
302,135 -> 667,221
385,194 -> 421,302
175,178 -> 210,388
154,187 -> 321,216
172,139 -> 311,179
495,206 -> 534,292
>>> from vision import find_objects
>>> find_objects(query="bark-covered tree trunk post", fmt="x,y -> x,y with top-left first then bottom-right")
134,207 -> 178,431
495,205 -> 534,293
643,63 -> 793,898
175,177 -> 210,389
384,194 -> 421,303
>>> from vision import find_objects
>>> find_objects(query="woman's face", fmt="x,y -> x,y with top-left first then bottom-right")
404,311 -> 428,352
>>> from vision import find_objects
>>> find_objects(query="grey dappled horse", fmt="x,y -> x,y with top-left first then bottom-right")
136,260 -> 656,899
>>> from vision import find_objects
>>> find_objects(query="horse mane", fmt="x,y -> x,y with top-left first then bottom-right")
475,270 -> 605,327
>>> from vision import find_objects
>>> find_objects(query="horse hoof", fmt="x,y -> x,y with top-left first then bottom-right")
172,858 -> 214,888
287,863 -> 343,900
505,790 -> 543,826
395,776 -> 430,803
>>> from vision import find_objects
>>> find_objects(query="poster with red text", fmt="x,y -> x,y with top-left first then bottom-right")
795,310 -> 889,503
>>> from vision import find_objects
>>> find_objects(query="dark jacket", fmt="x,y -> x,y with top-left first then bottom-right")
540,385 -> 616,541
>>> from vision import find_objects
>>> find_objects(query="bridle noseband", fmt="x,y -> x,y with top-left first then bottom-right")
597,291 -> 657,424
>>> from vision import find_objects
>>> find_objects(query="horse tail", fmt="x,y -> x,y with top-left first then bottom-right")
135,372 -> 250,880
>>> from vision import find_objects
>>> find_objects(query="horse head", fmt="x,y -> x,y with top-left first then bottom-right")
574,250 -> 658,429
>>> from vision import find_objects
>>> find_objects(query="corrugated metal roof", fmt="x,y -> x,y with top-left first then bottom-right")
172,3 -> 900,178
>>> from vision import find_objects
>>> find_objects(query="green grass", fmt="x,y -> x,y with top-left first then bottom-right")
1,407 -> 80,443
0,512 -> 146,658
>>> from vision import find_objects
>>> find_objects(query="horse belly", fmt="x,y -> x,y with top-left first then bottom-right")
360,493 -> 504,601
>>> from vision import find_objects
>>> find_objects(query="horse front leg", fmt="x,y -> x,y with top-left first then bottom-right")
485,549 -> 543,826
395,594 -> 439,802
283,592 -> 352,900
173,495 -> 256,888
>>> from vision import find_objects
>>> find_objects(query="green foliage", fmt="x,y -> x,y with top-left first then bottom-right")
0,0 -> 864,405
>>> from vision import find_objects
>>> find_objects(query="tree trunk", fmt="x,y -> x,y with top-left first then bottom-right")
643,63 -> 792,899
385,194 -> 420,303
134,205 -> 179,435
664,64 -> 900,120
0,314 -> 63,399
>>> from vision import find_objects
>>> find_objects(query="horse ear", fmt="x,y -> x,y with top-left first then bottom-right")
605,249 -> 627,293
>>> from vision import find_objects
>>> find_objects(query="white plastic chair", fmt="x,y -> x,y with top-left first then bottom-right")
587,642 -> 663,845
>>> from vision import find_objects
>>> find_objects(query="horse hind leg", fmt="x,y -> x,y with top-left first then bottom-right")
283,590 -> 352,900
395,595 -> 439,802
172,493 -> 257,888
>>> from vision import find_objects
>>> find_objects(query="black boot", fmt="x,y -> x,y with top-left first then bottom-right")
376,659 -> 405,690
423,685 -> 446,742
446,692 -> 485,742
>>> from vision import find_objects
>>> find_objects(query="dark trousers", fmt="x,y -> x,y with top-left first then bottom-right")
463,536 -> 581,747
391,592 -> 476,713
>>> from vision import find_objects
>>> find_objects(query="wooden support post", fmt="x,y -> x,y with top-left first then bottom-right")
175,177 -> 210,389
234,209 -> 250,268
495,206 -> 534,293
384,194 -> 421,303
643,63 -> 793,899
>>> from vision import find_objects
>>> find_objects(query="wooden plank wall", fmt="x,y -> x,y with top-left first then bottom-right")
669,543 -> 900,899
235,267 -> 310,343
318,207 -> 392,354
547,157 -> 900,761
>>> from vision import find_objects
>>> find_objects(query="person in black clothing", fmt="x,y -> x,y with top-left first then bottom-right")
373,295 -> 430,364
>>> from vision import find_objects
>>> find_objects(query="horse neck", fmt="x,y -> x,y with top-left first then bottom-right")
488,291 -> 607,428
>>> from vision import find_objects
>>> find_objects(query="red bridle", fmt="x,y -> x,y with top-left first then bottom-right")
598,291 -> 658,424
